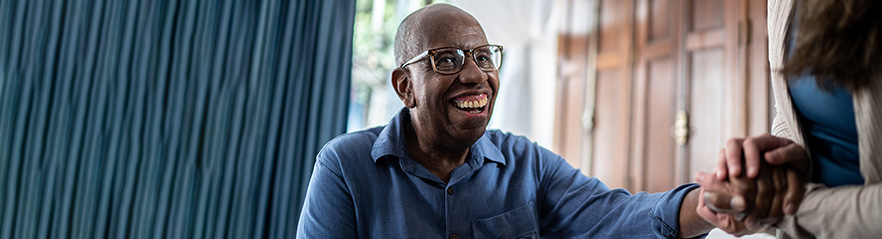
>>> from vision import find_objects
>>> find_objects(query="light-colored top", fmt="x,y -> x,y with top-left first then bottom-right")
296,108 -> 700,238
768,0 -> 882,238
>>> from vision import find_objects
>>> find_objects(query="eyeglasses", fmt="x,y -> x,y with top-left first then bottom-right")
399,44 -> 503,75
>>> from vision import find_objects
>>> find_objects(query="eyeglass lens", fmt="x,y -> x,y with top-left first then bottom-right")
431,45 -> 501,74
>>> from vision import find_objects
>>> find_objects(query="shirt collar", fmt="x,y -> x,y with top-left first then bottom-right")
370,108 -> 505,166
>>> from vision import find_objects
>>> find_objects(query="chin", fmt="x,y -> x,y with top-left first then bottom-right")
447,126 -> 487,149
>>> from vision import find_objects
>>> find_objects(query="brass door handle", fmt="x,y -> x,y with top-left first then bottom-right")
673,110 -> 689,146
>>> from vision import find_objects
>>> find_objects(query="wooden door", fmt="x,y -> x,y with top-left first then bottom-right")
681,0 -> 770,185
630,0 -> 682,192
556,0 -> 769,192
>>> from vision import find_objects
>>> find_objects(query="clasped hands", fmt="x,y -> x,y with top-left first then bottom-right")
695,133 -> 810,236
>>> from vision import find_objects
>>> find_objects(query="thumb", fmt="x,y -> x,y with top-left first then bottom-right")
703,190 -> 747,213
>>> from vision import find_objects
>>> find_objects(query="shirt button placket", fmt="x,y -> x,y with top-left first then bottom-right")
446,187 -> 454,238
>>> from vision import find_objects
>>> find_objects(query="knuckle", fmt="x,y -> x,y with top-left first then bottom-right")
769,210 -> 783,219
734,180 -> 751,193
726,138 -> 739,145
757,183 -> 772,197
743,136 -> 755,145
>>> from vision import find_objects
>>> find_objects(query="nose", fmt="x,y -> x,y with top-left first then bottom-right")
457,55 -> 489,84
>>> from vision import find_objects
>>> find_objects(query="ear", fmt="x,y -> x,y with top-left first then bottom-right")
392,68 -> 416,108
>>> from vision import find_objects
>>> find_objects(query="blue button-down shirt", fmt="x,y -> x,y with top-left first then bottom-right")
298,108 -> 701,238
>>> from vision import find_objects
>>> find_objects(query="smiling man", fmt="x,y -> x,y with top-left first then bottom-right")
296,4 -> 783,238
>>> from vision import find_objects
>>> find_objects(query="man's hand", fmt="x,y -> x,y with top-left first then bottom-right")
696,186 -> 754,236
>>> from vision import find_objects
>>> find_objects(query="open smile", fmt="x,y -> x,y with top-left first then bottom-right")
450,93 -> 489,115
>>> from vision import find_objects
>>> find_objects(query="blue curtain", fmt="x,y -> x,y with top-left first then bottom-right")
0,0 -> 354,238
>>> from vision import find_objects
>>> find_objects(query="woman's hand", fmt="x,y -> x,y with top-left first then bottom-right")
714,133 -> 809,181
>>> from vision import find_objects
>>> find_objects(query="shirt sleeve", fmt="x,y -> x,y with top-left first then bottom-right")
296,148 -> 357,239
535,152 -> 704,238
775,182 -> 882,238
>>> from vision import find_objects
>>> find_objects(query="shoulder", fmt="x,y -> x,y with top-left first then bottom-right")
316,126 -> 383,169
483,129 -> 561,161
484,129 -> 534,148
323,127 -> 382,150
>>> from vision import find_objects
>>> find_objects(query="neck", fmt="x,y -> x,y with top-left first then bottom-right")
404,118 -> 469,183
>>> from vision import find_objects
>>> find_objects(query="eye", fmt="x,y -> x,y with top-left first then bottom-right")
433,51 -> 461,71
474,50 -> 492,62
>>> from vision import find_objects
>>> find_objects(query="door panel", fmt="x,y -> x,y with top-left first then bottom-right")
555,0 -> 594,169
691,0 -> 724,31
649,0 -> 673,41
687,48 -> 725,176
598,0 -> 629,54
585,0 -> 634,188
644,57 -> 677,192
681,0 -> 740,184
594,69 -> 629,188
631,0 -> 681,192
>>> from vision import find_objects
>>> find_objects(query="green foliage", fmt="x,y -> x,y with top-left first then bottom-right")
351,0 -> 399,106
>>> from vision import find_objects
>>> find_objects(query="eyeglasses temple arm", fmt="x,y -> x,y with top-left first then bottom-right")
399,51 -> 429,68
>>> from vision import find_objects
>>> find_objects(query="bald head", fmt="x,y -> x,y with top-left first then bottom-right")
394,4 -> 488,67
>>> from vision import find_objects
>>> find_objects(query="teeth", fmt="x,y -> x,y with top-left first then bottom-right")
455,96 -> 489,109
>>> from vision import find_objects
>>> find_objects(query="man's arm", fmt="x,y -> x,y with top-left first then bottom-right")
678,189 -> 714,238
296,151 -> 357,238
536,151 -> 709,238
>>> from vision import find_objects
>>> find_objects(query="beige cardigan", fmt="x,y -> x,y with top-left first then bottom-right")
768,1 -> 882,238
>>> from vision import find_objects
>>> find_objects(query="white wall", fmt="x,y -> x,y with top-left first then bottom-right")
451,0 -> 562,150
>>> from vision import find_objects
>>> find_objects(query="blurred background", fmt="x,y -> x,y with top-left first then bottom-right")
350,0 -> 774,195
1,0 -> 773,238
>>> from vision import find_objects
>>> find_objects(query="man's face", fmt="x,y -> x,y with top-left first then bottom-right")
404,12 -> 499,147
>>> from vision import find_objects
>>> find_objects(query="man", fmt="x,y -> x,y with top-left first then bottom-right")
298,4 -> 794,238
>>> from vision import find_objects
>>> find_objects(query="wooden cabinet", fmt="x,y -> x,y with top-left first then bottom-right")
555,0 -> 770,192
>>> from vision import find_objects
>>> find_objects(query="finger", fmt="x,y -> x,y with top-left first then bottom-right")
703,190 -> 747,213
782,169 -> 804,215
696,188 -> 718,221
742,133 -> 796,178
742,136 -> 764,178
725,138 -> 745,178
697,191 -> 740,235
694,171 -> 707,183
744,167 -> 774,230
746,132 -> 793,150
764,143 -> 810,172
730,174 -> 756,218
763,167 -> 787,226
715,148 -> 729,180
718,213 -> 749,236
699,171 -> 750,215
698,172 -> 737,212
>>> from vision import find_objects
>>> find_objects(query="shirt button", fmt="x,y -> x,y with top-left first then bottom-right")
446,188 -> 453,195
449,234 -> 458,239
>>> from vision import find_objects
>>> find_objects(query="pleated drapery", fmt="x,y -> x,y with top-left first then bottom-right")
0,0 -> 355,238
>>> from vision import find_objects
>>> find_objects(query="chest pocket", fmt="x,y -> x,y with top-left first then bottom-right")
472,202 -> 539,239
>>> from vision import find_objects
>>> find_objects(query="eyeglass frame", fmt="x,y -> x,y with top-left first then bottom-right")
399,44 -> 504,75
